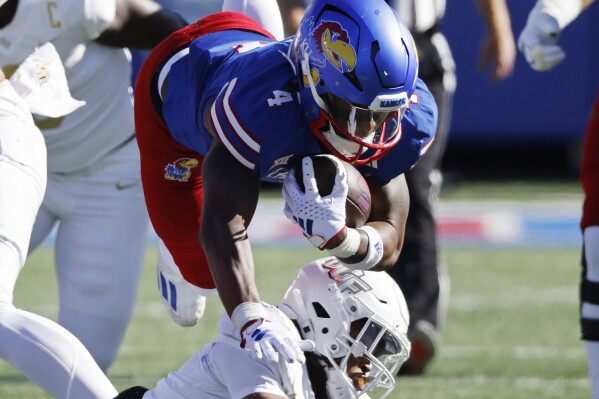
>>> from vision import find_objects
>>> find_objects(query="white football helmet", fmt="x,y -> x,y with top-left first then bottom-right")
279,257 -> 411,398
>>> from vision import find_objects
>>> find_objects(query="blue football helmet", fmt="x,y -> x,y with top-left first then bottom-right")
292,0 -> 419,165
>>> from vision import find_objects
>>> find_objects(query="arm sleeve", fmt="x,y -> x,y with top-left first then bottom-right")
210,342 -> 291,399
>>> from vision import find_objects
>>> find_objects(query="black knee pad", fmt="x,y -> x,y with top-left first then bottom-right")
114,386 -> 149,399
581,248 -> 599,341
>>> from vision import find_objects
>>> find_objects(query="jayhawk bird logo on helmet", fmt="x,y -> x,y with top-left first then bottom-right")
313,20 -> 357,73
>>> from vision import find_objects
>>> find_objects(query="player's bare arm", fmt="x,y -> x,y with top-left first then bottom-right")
200,138 -> 307,365
96,0 -> 186,48
475,0 -> 516,81
341,174 -> 410,271
199,138 -> 262,317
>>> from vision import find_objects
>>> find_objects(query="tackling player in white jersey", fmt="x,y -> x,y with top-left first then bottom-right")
0,43 -> 118,399
115,257 -> 411,399
0,0 -> 283,373
518,1 -> 599,398
0,0 -> 187,372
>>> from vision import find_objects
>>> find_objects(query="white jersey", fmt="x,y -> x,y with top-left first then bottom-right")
387,0 -> 446,33
143,303 -> 314,399
0,0 -> 134,173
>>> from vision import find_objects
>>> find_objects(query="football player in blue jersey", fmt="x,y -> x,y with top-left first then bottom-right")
134,0 -> 437,364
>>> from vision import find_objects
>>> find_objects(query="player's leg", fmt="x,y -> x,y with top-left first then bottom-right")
46,138 -> 149,371
134,27 -> 219,327
0,308 -> 119,398
133,14 -> 275,326
222,0 -> 284,40
580,90 -> 599,399
156,239 -> 216,326
388,31 -> 455,375
115,386 -> 148,399
0,82 -> 117,399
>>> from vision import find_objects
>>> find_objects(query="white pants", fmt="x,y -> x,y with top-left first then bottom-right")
0,81 -> 46,304
0,81 -> 117,398
28,135 -> 150,371
222,0 -> 284,40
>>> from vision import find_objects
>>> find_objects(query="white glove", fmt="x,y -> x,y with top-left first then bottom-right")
282,156 -> 348,249
518,10 -> 565,71
240,318 -> 311,364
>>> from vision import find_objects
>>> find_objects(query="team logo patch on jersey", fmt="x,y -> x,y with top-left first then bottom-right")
164,158 -> 199,183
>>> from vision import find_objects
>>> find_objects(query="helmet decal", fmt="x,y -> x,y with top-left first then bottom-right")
314,20 -> 357,72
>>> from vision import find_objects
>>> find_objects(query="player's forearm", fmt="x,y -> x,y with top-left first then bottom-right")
200,217 -> 261,317
96,0 -> 186,49
200,140 -> 262,317
277,0 -> 306,36
335,174 -> 409,271
475,0 -> 513,38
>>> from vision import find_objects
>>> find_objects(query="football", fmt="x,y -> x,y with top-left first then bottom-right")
293,155 -> 371,228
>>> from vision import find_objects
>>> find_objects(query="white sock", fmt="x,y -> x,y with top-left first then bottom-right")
586,341 -> 599,399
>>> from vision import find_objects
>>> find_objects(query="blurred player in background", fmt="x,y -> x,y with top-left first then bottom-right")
131,0 -> 285,86
385,0 -> 515,375
115,257 -> 411,399
0,0 -> 186,372
134,0 -> 436,366
278,0 -> 516,375
222,0 -> 283,40
0,43 -> 118,399
518,0 -> 599,397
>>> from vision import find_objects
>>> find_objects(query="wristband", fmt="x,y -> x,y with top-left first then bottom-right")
231,302 -> 267,332
327,227 -> 361,258
339,226 -> 383,270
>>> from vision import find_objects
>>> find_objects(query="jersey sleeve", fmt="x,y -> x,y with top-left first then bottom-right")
82,0 -> 117,39
209,72 -> 298,174
209,77 -> 262,171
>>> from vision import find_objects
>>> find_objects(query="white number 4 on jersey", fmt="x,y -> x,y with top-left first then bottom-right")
268,90 -> 293,107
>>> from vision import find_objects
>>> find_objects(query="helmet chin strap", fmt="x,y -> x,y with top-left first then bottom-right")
301,53 -> 329,112
323,128 -> 362,157
322,125 -> 375,158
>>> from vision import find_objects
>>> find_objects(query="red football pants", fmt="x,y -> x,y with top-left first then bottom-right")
581,90 -> 599,230
134,12 -> 273,289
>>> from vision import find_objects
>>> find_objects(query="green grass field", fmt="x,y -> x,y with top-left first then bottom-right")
0,180 -> 589,398
1,243 -> 589,398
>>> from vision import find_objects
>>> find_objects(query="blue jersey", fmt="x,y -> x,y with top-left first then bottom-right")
162,29 -> 437,184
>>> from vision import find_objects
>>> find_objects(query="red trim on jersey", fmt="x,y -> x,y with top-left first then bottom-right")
211,92 -> 256,170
